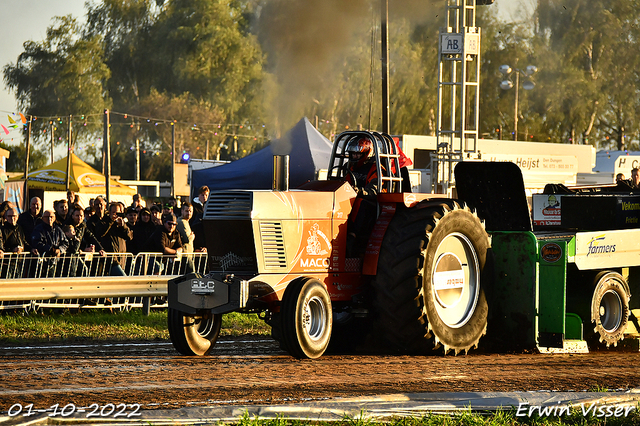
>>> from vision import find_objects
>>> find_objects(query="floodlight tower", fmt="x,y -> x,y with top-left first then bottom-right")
433,0 -> 494,194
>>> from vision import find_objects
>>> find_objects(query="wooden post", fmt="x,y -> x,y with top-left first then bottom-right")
65,115 -> 72,190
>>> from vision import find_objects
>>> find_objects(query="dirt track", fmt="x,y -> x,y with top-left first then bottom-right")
1,336 -> 640,413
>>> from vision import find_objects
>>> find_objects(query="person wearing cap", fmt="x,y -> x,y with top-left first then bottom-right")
145,213 -> 183,256
150,204 -> 163,226
125,207 -> 138,227
144,212 -> 183,276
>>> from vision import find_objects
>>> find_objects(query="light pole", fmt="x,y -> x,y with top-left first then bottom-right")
499,64 -> 537,141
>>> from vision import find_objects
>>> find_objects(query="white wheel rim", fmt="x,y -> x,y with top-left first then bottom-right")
600,289 -> 623,333
431,232 -> 480,328
193,314 -> 215,338
303,296 -> 327,341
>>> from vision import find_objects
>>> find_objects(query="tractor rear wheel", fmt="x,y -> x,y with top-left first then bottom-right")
168,308 -> 222,356
590,271 -> 630,347
279,278 -> 333,359
371,201 -> 489,355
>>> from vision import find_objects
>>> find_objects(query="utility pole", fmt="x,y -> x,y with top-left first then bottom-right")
65,115 -> 72,190
135,121 -> 141,181
104,110 -> 111,203
23,116 -> 32,212
381,0 -> 390,134
171,122 -> 176,198
50,122 -> 55,164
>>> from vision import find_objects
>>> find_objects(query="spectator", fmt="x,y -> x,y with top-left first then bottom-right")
190,186 -> 209,250
54,199 -> 68,227
31,209 -> 68,257
177,202 -> 196,253
145,213 -> 183,255
168,197 -> 181,217
126,207 -> 139,226
616,173 -> 626,183
95,202 -> 133,276
62,224 -> 80,254
1,207 -> 30,254
18,197 -> 42,242
144,213 -> 183,275
162,202 -> 173,217
632,168 -> 640,189
191,185 -> 209,224
132,207 -> 155,254
67,190 -> 78,207
131,194 -> 143,212
150,204 -> 163,226
0,201 -> 15,225
68,204 -> 104,254
125,207 -> 138,252
87,196 -> 106,235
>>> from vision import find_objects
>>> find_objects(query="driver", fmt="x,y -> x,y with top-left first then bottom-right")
345,137 -> 381,257
345,138 -> 380,199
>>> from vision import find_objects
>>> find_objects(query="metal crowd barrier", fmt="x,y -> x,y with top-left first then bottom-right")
0,252 -> 208,312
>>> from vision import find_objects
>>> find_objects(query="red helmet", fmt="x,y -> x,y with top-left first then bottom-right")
346,138 -> 374,166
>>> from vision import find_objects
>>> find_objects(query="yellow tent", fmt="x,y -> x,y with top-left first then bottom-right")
8,153 -> 135,195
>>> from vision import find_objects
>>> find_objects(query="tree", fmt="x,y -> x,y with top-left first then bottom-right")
3,16 -> 111,149
535,0 -> 640,147
142,0 -> 266,126
0,141 -> 48,173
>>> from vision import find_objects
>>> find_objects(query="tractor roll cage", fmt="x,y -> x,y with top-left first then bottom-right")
327,131 -> 403,194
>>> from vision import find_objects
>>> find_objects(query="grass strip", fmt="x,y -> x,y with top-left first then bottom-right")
0,309 -> 270,343
233,406 -> 640,425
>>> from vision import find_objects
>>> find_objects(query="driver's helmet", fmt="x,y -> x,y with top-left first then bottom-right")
345,137 -> 374,167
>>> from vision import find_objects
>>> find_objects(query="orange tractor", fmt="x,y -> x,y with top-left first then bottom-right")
168,130 -> 491,358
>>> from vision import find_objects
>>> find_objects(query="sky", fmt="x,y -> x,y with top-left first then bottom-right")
0,0 -> 527,121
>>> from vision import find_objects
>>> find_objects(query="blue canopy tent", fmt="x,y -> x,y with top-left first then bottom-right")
191,117 -> 333,192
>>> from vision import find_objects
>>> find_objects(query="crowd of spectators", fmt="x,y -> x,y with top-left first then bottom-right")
0,186 -> 210,277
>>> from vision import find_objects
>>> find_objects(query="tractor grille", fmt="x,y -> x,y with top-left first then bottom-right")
204,192 -> 252,219
260,221 -> 287,269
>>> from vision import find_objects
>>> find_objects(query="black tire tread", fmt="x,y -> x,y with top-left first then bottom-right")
371,200 -> 489,354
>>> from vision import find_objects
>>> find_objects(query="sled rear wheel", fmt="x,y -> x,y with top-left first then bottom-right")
168,308 -> 222,356
590,271 -> 629,347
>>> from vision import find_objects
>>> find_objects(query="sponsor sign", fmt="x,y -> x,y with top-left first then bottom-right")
574,230 -> 640,270
532,194 -> 563,226
191,279 -> 217,294
433,253 -> 465,308
299,222 -> 332,271
541,243 -> 562,263
486,154 -> 578,173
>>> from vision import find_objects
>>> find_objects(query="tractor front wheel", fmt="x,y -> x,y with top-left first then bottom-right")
279,278 -> 333,359
168,308 -> 222,356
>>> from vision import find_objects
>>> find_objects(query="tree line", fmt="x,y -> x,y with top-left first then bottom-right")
3,0 -> 638,181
